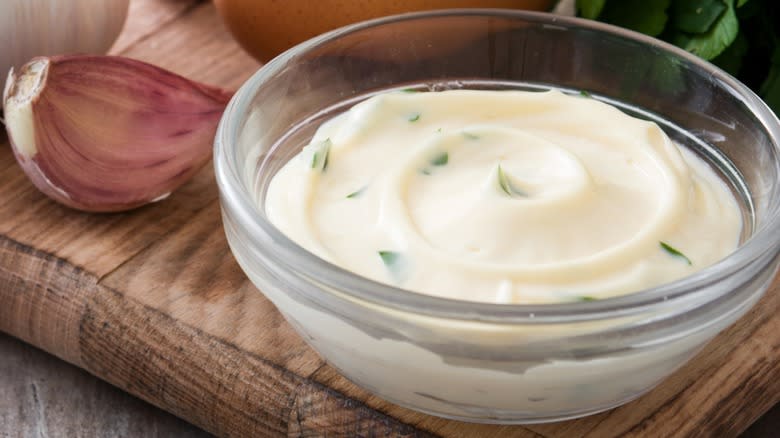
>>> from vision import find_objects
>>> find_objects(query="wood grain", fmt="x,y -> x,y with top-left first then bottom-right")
111,0 -> 204,54
0,1 -> 258,279
0,333 -> 212,438
0,231 -> 433,437
0,1 -> 778,437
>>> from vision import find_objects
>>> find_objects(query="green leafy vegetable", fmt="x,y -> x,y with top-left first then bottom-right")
408,112 -> 421,122
760,46 -> 780,112
577,0 -> 607,19
672,0 -> 727,34
430,152 -> 449,166
599,0 -> 672,37
497,165 -> 526,198
579,90 -> 592,98
712,30 -> 749,75
346,186 -> 367,199
671,0 -> 738,60
310,138 -> 331,172
577,0 -> 779,117
660,241 -> 693,265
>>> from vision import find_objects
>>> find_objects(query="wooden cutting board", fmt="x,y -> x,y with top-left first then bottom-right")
1,1 -> 778,437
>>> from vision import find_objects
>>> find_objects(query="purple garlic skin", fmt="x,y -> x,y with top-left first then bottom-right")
3,55 -> 233,212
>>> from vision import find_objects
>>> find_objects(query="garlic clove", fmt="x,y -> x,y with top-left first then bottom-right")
2,55 -> 233,212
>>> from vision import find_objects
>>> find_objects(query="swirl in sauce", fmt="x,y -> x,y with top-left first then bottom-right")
265,90 -> 741,304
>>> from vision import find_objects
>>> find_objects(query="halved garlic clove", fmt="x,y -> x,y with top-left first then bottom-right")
2,55 -> 233,212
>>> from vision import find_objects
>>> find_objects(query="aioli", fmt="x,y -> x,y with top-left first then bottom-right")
265,90 -> 741,304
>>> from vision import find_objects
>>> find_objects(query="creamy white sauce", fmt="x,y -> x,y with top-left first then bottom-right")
265,90 -> 741,304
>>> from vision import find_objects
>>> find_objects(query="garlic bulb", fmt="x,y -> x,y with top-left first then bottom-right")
0,0 -> 129,80
3,55 -> 233,212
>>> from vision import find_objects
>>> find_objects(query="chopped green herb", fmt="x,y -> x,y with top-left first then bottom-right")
579,90 -> 592,98
310,138 -> 331,172
420,168 -> 432,176
378,250 -> 405,278
498,165 -> 513,196
400,88 -> 419,93
660,241 -> 692,265
462,132 -> 480,140
436,127 -> 442,133
408,112 -> 421,122
430,152 -> 449,166
346,186 -> 367,199
379,251 -> 400,265
578,296 -> 598,302
497,164 -> 526,197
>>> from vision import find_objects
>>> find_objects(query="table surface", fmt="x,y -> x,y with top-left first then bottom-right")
1,331 -> 778,437
2,1 -> 780,437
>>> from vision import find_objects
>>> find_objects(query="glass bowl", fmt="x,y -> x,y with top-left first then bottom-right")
214,10 -> 780,423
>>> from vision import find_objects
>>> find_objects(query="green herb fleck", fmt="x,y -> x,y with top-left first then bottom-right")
378,250 -> 405,277
420,168 -> 432,176
430,152 -> 449,166
660,241 -> 692,265
578,296 -> 597,302
310,138 -> 331,172
408,112 -> 421,122
497,164 -> 526,197
346,186 -> 367,199
579,90 -> 592,98
436,127 -> 442,133
462,132 -> 480,140
379,251 -> 400,265
401,88 -> 419,93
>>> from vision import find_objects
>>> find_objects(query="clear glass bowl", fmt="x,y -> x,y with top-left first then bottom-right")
214,10 -> 780,423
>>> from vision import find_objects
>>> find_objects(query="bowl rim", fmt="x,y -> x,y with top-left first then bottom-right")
214,8 -> 780,323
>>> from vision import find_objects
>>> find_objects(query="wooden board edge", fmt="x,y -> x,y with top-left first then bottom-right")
0,232 -> 438,437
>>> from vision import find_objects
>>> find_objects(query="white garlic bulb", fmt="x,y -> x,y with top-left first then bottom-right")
0,0 -> 130,79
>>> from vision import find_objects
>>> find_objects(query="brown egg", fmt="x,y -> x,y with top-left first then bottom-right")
213,0 -> 555,62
